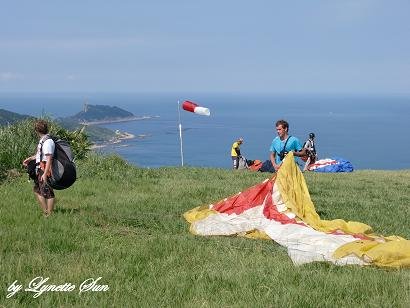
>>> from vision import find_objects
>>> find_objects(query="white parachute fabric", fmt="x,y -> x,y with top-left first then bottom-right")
188,177 -> 367,266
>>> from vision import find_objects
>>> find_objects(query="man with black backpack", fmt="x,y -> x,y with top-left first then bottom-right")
269,119 -> 306,171
23,120 -> 56,217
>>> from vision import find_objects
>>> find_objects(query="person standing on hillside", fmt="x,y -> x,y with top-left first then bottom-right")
302,132 -> 317,171
23,120 -> 56,217
269,120 -> 306,171
231,137 -> 244,169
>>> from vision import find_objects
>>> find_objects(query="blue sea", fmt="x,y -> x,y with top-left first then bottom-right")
1,92 -> 409,170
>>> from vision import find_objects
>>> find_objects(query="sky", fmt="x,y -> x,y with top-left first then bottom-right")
1,0 -> 409,94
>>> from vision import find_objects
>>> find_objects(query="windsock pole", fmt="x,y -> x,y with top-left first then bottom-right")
177,100 -> 184,166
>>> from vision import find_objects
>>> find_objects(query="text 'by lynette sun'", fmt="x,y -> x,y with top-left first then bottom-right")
7,276 -> 109,298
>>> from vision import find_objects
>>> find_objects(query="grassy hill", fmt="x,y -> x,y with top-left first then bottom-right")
1,154 -> 409,307
0,108 -> 33,126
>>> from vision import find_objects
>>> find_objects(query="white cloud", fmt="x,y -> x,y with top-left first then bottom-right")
0,35 -> 205,52
317,0 -> 382,26
0,37 -> 147,51
0,72 -> 23,82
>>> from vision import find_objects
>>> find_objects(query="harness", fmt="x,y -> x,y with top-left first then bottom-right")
38,135 -> 53,175
279,136 -> 291,160
304,138 -> 317,160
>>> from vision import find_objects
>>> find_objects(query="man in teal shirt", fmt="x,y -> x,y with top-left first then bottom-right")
269,119 -> 306,171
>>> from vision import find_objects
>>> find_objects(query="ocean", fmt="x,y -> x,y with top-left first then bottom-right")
1,92 -> 409,170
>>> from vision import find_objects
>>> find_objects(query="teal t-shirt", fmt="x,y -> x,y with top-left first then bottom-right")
269,136 -> 303,164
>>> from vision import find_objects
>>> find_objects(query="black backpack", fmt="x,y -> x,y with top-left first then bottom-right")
259,160 -> 275,173
41,136 -> 77,190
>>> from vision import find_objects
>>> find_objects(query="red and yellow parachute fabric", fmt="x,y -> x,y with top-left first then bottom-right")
184,152 -> 410,268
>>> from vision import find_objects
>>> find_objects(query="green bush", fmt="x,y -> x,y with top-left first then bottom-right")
51,125 -> 92,160
0,118 -> 91,180
0,119 -> 37,178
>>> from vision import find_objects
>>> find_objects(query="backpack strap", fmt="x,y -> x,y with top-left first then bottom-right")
280,136 -> 291,156
39,135 -> 52,161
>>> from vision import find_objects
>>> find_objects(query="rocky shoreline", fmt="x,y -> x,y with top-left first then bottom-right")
87,115 -> 159,149
91,131 -> 136,150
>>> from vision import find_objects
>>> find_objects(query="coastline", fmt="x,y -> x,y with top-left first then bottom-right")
91,131 -> 136,150
87,115 -> 158,150
80,115 -> 159,125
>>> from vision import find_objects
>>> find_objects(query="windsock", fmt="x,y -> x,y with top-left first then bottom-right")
182,100 -> 210,116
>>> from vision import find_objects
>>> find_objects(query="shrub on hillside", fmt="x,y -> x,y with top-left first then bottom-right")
50,125 -> 91,160
0,118 -> 91,180
0,119 -> 37,178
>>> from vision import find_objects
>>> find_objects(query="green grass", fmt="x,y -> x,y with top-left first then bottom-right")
1,154 -> 409,307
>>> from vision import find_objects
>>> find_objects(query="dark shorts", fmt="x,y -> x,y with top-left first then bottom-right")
33,169 -> 55,199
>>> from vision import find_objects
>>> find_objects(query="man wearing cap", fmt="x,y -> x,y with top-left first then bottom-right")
231,137 -> 243,169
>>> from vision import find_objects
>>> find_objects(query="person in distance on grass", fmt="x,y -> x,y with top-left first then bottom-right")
269,119 -> 306,171
231,137 -> 244,169
23,119 -> 56,217
302,132 -> 318,171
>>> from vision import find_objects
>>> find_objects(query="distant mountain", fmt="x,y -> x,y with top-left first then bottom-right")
0,109 -> 33,126
57,104 -> 140,142
1,104 -> 140,143
70,104 -> 135,123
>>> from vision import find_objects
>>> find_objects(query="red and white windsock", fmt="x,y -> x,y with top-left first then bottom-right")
182,100 -> 210,116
